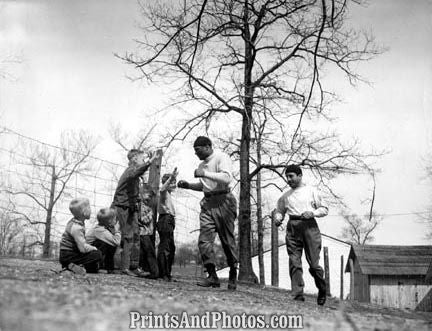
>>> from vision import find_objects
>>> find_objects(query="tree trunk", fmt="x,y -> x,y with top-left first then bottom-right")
238,0 -> 257,282
43,165 -> 56,258
256,140 -> 265,285
238,112 -> 256,282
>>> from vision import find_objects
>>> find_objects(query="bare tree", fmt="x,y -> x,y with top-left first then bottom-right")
120,0 -> 382,281
340,170 -> 382,245
0,201 -> 23,255
1,130 -> 98,257
109,121 -> 158,152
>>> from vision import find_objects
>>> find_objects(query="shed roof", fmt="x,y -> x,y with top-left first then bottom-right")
345,245 -> 432,276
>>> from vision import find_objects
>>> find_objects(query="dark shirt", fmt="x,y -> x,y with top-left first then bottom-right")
112,162 -> 150,208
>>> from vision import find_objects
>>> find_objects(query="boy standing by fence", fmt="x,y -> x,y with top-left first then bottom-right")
157,168 -> 178,281
112,149 -> 156,277
138,184 -> 159,279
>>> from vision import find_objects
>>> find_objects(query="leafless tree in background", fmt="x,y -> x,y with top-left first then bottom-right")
1,130 -> 97,257
340,170 -> 382,245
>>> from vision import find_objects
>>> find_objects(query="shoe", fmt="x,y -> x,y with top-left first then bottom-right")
121,269 -> 138,277
228,266 -> 237,290
130,268 -> 147,277
293,294 -> 305,302
67,263 -> 86,276
162,276 -> 172,282
317,290 -> 326,305
197,274 -> 220,288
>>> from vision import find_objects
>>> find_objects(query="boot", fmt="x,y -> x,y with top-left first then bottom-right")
317,289 -> 327,305
228,266 -> 237,290
197,264 -> 220,288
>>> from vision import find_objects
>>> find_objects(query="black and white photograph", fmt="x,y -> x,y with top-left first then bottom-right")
0,0 -> 431,330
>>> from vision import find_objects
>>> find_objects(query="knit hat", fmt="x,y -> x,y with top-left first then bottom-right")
69,198 -> 90,219
193,136 -> 212,147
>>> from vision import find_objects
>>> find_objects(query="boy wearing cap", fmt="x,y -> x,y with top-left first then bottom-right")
274,164 -> 328,305
156,168 -> 178,281
59,198 -> 101,274
177,137 -> 238,290
112,149 -> 156,277
86,207 -> 121,274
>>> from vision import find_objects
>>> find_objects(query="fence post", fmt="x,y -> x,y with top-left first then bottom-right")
340,255 -> 344,300
271,210 -> 279,287
324,246 -> 330,296
147,149 -> 163,244
349,258 -> 355,301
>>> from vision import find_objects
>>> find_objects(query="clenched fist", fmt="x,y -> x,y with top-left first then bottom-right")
177,180 -> 190,189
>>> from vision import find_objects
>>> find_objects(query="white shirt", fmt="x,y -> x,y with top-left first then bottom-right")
275,182 -> 328,219
197,150 -> 233,193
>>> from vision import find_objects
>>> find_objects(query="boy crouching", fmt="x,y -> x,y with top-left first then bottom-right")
86,207 -> 121,274
59,198 -> 101,274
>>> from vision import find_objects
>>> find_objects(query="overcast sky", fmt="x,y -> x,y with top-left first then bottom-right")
0,0 -> 431,245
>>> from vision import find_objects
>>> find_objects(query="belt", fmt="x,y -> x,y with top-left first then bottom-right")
204,189 -> 230,198
289,215 -> 316,221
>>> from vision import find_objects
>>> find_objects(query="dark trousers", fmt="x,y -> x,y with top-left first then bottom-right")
157,214 -> 175,278
285,218 -> 326,296
116,206 -> 140,270
140,235 -> 159,277
59,249 -> 102,273
198,193 -> 238,268
93,239 -> 117,271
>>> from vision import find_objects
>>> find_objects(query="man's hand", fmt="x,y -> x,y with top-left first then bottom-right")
177,180 -> 190,189
194,168 -> 205,178
301,211 -> 315,220
274,212 -> 284,227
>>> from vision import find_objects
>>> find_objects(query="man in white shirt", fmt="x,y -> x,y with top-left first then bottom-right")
177,136 -> 238,290
274,164 -> 328,305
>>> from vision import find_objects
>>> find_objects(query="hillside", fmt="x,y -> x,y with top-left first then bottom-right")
0,257 -> 431,331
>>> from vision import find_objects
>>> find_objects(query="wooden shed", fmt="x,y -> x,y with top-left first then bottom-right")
345,245 -> 432,311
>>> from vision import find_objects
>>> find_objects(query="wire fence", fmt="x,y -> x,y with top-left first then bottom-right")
0,127 -> 206,257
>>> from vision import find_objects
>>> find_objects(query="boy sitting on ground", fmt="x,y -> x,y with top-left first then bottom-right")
59,198 -> 101,274
86,207 -> 121,274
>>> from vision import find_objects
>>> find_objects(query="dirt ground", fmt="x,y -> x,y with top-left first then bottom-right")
0,257 -> 431,331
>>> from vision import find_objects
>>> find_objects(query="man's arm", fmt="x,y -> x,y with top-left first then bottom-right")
194,169 -> 231,185
177,180 -> 204,191
70,224 -> 97,253
274,196 -> 286,226
312,188 -> 328,218
301,188 -> 328,219
194,152 -> 232,185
